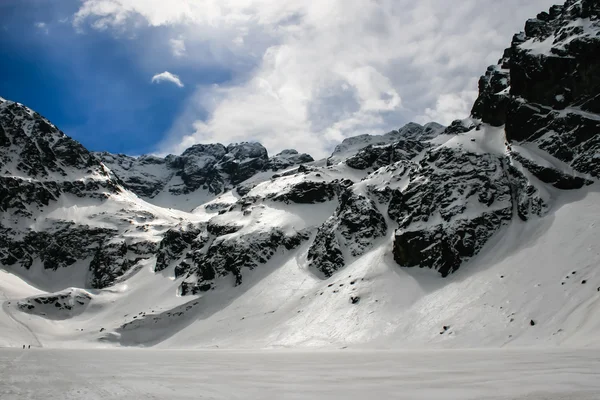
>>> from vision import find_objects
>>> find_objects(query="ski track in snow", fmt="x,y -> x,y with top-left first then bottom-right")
0,348 -> 599,400
0,285 -> 42,349
1,302 -> 41,348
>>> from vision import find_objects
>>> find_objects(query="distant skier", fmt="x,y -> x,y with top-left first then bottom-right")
28,345 -> 30,349
22,345 -> 25,349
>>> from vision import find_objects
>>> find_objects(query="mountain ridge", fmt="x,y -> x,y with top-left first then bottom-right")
0,0 -> 599,349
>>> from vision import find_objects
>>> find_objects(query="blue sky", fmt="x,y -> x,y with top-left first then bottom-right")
0,0 -> 558,158
0,0 -> 231,155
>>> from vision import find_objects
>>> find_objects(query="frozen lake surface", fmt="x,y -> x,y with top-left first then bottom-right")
1,348 -> 599,399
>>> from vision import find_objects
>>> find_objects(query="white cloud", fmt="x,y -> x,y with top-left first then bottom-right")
74,0 -> 558,158
35,22 -> 49,34
169,36 -> 186,57
416,88 -> 479,126
151,71 -> 184,88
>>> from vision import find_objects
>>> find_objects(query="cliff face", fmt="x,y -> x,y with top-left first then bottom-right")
391,0 -> 599,276
472,0 -> 600,178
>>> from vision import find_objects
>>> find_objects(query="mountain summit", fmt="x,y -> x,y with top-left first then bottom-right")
0,0 -> 599,349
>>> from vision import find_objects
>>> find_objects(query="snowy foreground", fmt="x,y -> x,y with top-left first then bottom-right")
1,348 -> 599,399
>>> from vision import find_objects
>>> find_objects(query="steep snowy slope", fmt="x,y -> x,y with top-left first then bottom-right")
0,97 -> 206,294
162,187 -> 600,349
0,0 -> 599,349
2,150 -> 598,350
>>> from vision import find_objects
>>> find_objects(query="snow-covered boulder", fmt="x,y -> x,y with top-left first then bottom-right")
17,289 -> 92,320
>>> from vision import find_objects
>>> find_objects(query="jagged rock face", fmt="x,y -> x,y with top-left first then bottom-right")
89,240 -> 156,288
471,62 -> 511,127
220,142 -> 269,185
327,122 -> 443,165
443,119 -> 477,135
345,140 -> 426,170
472,0 -> 600,178
308,190 -> 387,277
389,0 -> 598,277
389,146 -> 547,276
0,221 -> 156,288
510,151 -> 592,189
97,142 -> 314,208
0,100 -> 120,218
94,153 -> 169,198
267,149 -> 314,171
155,225 -> 206,273
0,101 -> 103,178
268,181 -> 338,204
0,98 -> 178,290
180,229 -> 310,295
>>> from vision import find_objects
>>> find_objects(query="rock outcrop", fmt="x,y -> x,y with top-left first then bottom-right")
97,143 -> 314,210
472,0 -> 600,178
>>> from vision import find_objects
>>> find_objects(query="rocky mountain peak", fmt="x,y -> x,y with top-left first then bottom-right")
96,140 -> 314,209
0,99 -> 107,180
327,121 -> 444,166
0,0 -> 598,349
471,0 -> 600,179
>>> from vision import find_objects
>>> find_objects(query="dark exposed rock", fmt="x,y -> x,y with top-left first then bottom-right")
0,101 -> 109,179
367,185 -> 393,205
308,190 -> 387,277
235,183 -> 256,197
94,153 -> 169,198
0,220 -> 156,289
345,140 -> 426,170
269,181 -> 338,204
327,122 -> 443,165
443,119 -> 477,135
267,149 -> 314,171
471,64 -> 511,126
90,240 -> 155,289
308,226 -> 345,278
180,229 -> 310,294
17,290 -> 92,320
155,226 -> 204,272
390,147 -> 546,276
220,142 -> 269,185
0,223 -> 114,270
472,0 -> 600,178
206,220 -> 242,237
511,152 -> 592,189
393,212 -> 507,277
97,143 -> 314,207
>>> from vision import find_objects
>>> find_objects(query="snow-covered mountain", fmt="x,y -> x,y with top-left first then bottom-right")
96,144 -> 314,211
1,0 -> 599,350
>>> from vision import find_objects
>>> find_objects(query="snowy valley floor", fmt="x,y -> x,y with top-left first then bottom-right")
1,348 -> 599,400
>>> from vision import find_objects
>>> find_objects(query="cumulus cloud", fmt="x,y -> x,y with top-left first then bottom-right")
416,88 -> 479,126
74,0 -> 557,158
151,71 -> 184,87
35,22 -> 49,34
